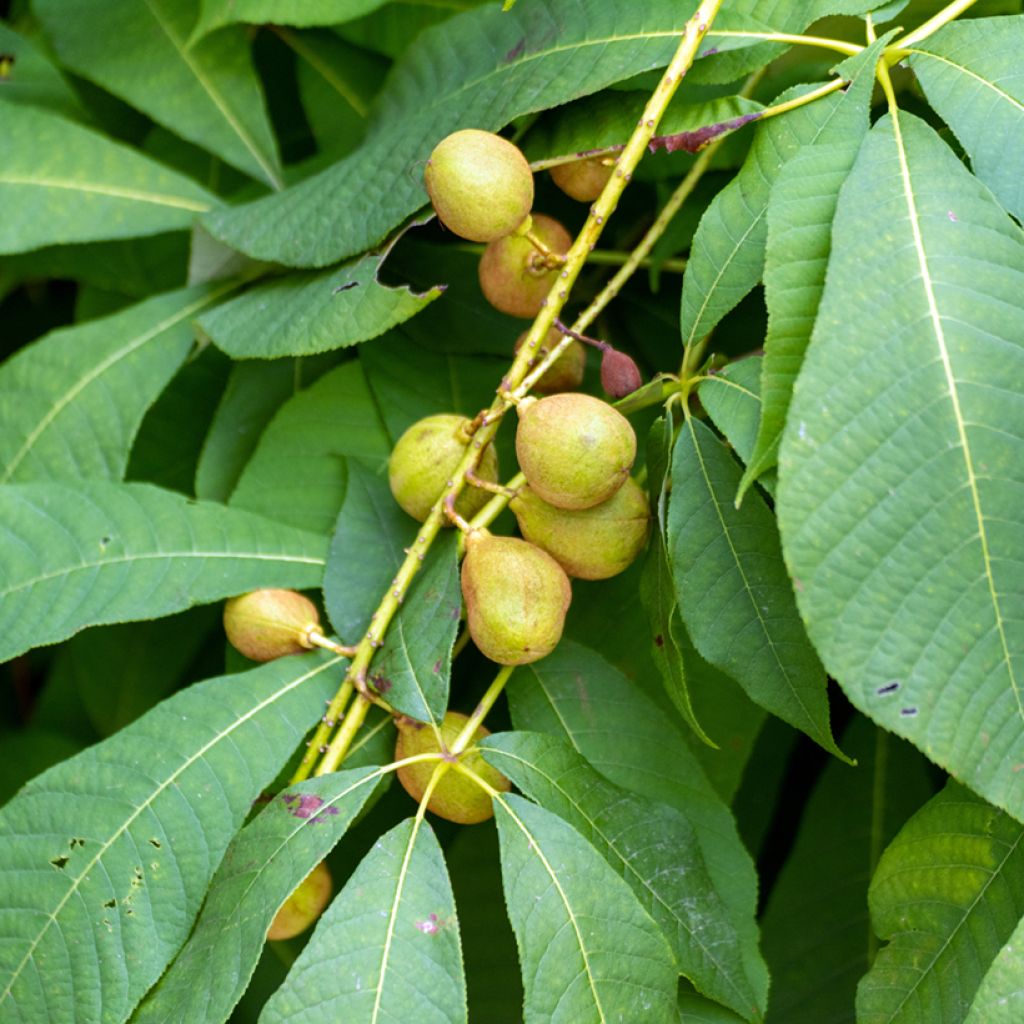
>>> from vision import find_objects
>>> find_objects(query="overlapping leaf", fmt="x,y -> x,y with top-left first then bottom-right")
0,481 -> 327,663
35,0 -> 282,188
965,913 -> 1024,1023
494,793 -> 678,1023
0,104 -> 216,254
192,0 -> 390,39
0,285 -> 230,485
0,21 -> 84,120
857,784 -> 1024,1023
133,767 -> 382,1024
776,111 -> 1024,819
0,651 -> 342,1024
260,816 -> 466,1024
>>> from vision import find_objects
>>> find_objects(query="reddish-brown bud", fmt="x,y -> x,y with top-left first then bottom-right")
600,348 -> 643,398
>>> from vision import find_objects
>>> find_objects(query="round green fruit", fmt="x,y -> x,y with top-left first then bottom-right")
424,129 -> 534,242
223,589 -> 319,662
478,213 -> 572,318
395,711 -> 511,824
267,861 -> 333,940
388,413 -> 499,523
550,155 -> 615,202
514,327 -> 586,394
461,531 -> 571,665
515,393 -> 636,510
511,477 -> 650,580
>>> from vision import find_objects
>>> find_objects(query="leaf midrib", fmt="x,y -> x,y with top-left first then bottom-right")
0,176 -> 212,211
909,47 -> 1024,116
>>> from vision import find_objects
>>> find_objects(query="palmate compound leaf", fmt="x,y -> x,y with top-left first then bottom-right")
0,103 -> 216,255
204,0 -> 702,267
34,0 -> 282,189
509,642 -> 768,1014
0,284 -> 234,485
0,481 -> 327,664
493,793 -> 678,1024
132,767 -> 383,1024
258,816 -> 466,1024
909,16 -> 1024,222
482,731 -> 765,1021
857,783 -> 1024,1024
0,649 -> 344,1024
668,417 -> 845,760
776,111 -> 1024,820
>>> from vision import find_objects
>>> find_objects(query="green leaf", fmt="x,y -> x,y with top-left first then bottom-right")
509,641 -> 767,1007
0,651 -> 341,1023
494,793 -> 677,1023
336,0 -> 494,60
776,111 -> 1024,820
230,361 -> 391,533
204,0 -> 707,267
324,458 -> 417,649
192,0 -> 389,39
484,731 -> 766,1021
965,913 -> 1024,1023
132,767 -> 382,1024
910,16 -> 1024,220
760,716 -> 934,1024
260,816 -> 466,1024
0,480 -> 327,663
35,0 -> 283,189
0,284 -> 230,485
198,246 -> 443,359
857,783 -> 1024,1024
0,21 -> 85,120
0,104 -> 216,254
669,417 -> 845,758
371,533 -> 460,725
679,989 -> 749,1023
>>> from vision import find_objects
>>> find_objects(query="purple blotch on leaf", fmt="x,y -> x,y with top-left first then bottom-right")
281,792 -> 340,825
505,38 -> 526,62
415,912 -> 441,935
649,112 -> 762,154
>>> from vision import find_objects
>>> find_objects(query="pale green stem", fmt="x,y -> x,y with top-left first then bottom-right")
449,666 -> 515,756
891,0 -> 979,49
707,29 -> 863,57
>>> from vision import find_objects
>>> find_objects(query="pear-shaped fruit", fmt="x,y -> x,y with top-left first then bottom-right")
511,477 -> 650,580
223,589 -> 318,662
395,710 -> 511,824
550,155 -> 615,202
600,347 -> 643,398
267,861 -> 333,940
478,213 -> 571,318
515,393 -> 636,510
461,531 -> 571,665
388,413 -> 499,523
424,129 -> 534,242
514,327 -> 586,394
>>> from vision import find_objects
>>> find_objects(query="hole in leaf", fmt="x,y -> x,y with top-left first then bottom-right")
148,838 -> 161,848
103,899 -> 115,908
50,855 -> 69,870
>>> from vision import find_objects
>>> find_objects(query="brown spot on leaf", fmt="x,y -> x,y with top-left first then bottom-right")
649,112 -> 762,154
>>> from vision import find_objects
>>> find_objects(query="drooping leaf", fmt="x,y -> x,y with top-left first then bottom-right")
35,0 -> 283,189
0,480 -> 327,663
370,532 -> 460,724
679,989 -> 749,1023
0,651 -> 342,1023
509,642 -> 767,1007
204,0 -> 707,267
133,767 -> 383,1024
483,731 -> 766,1021
230,361 -> 391,533
857,783 -> 1024,1024
259,816 -> 466,1024
760,716 -> 934,1024
0,104 -> 216,254
198,245 -> 443,359
324,458 -> 418,649
0,284 -> 230,485
669,417 -> 845,758
776,111 -> 1024,820
965,913 -> 1024,1023
0,20 -> 85,120
493,793 -> 678,1024
192,0 -> 389,40
910,16 -> 1024,221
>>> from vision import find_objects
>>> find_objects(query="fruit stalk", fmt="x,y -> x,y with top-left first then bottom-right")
297,0 -> 725,782
448,665 -> 515,756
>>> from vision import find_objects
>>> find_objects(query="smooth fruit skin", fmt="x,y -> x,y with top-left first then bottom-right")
424,129 -> 534,242
267,861 -> 333,940
600,348 -> 643,398
515,393 -> 636,510
511,477 -> 650,580
395,711 -> 511,824
223,589 -> 318,662
478,213 -> 571,318
388,413 -> 499,523
550,155 -> 614,202
461,532 -> 571,665
514,327 -> 586,394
